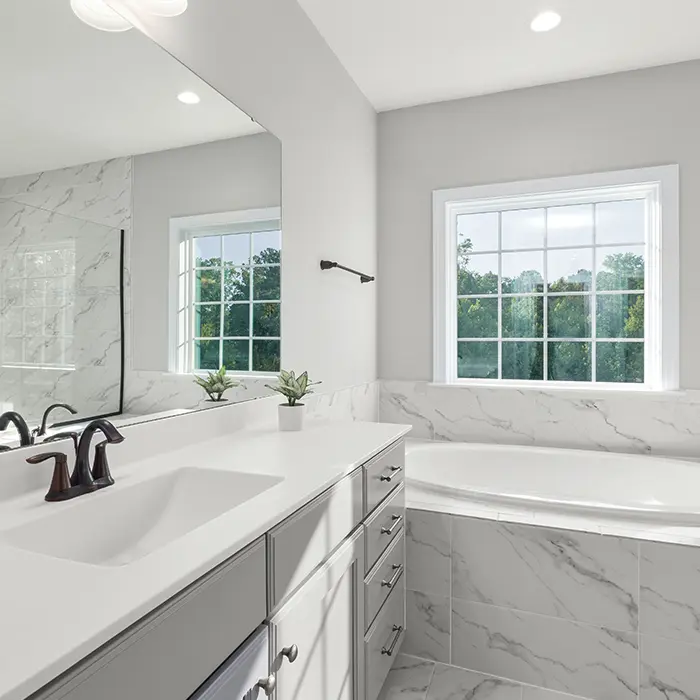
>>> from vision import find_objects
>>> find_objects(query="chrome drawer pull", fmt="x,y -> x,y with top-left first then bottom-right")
381,514 -> 403,536
255,674 -> 277,696
281,644 -> 299,663
381,625 -> 404,656
379,466 -> 403,482
381,564 -> 404,589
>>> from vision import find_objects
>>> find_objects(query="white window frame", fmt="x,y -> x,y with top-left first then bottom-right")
169,207 -> 281,376
2,241 -> 76,370
433,166 -> 679,391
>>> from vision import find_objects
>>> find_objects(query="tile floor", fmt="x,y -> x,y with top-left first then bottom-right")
377,653 -> 590,700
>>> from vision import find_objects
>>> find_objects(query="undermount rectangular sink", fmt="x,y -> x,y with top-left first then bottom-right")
0,467 -> 283,566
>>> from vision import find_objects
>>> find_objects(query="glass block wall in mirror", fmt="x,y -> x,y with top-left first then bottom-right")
0,0 -> 281,447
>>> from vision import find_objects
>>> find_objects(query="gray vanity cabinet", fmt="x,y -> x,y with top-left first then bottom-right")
30,439 -> 406,700
30,538 -> 267,700
269,528 -> 365,700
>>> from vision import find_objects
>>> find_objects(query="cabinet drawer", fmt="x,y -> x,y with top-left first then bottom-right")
363,440 -> 405,516
34,539 -> 266,700
365,530 -> 404,631
268,467 -> 363,611
191,626 -> 269,700
364,483 -> 405,574
365,583 -> 406,700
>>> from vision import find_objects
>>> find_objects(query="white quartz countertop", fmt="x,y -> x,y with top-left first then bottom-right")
0,421 -> 409,700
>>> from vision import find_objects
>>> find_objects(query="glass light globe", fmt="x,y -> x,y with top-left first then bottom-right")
71,0 -> 133,31
138,0 -> 188,17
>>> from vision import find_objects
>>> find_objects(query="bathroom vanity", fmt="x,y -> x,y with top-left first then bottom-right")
12,426 -> 407,700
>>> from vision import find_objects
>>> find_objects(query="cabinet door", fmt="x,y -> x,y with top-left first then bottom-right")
270,529 -> 365,700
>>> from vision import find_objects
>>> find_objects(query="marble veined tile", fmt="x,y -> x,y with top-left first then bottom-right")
404,590 -> 451,663
641,635 -> 700,700
426,664 -> 521,700
407,509 -> 451,597
523,688 -> 590,700
452,600 -> 638,700
379,380 -> 700,457
378,654 -> 435,700
640,540 -> 700,645
452,518 -> 639,631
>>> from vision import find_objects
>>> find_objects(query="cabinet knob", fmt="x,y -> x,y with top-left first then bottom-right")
255,674 -> 277,696
281,644 -> 299,663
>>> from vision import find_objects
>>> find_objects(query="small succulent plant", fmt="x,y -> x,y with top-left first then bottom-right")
266,369 -> 320,407
193,366 -> 239,402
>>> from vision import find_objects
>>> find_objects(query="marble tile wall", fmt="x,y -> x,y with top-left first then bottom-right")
0,160 -> 128,422
380,380 -> 700,458
123,377 -> 379,423
400,508 -> 700,700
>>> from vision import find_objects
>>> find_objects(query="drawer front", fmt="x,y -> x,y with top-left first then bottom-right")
365,582 -> 406,700
365,530 -> 404,631
364,440 -> 405,516
35,539 -> 267,700
268,467 -> 363,610
192,626 -> 269,700
364,483 -> 405,574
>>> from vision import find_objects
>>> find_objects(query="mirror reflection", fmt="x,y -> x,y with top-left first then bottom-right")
0,0 -> 282,448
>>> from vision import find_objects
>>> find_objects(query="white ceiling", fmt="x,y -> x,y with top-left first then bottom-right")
297,0 -> 700,111
0,0 -> 263,179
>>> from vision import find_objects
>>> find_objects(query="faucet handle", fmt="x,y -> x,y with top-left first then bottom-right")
26,452 -> 73,502
43,431 -> 79,456
92,440 -> 115,486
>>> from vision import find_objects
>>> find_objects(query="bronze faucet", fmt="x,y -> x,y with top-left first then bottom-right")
27,419 -> 125,502
0,412 -> 33,447
73,419 -> 125,489
34,403 -> 78,438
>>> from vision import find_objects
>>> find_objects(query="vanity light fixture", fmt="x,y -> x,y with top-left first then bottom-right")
71,0 -> 187,32
177,91 -> 201,105
530,10 -> 561,32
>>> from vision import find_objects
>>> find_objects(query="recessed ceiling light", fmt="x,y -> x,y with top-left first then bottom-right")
531,11 -> 561,32
177,91 -> 201,105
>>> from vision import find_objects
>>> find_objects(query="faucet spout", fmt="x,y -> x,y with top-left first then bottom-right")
36,403 -> 78,437
73,419 -> 124,488
0,412 -> 33,447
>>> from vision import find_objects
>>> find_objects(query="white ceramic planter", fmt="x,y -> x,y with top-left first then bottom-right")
278,404 -> 305,431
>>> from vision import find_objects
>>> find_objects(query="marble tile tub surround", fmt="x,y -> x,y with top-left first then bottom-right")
403,509 -> 700,700
380,380 -> 700,458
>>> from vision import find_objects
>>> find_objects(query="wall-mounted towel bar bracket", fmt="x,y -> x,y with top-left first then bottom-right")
320,260 -> 375,283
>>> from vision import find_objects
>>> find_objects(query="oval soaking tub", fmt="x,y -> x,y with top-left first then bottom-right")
406,441 -> 700,525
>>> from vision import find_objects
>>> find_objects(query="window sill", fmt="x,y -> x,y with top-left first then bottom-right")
428,380 -> 684,399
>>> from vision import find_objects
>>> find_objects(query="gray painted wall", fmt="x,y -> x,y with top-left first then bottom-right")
378,60 -> 700,388
131,132 -> 281,371
126,0 -> 378,390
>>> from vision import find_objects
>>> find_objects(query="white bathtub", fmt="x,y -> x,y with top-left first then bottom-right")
406,441 -> 700,526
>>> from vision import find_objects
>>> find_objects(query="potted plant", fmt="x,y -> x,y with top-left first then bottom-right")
193,366 -> 239,403
266,369 -> 320,431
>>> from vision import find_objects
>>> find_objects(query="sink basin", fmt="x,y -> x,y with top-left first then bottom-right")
1,467 -> 283,566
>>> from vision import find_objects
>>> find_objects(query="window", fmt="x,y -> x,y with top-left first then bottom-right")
171,208 -> 281,375
433,167 -> 679,390
1,242 -> 75,369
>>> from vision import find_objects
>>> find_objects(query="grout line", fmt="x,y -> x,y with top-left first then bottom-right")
449,512 -> 453,666
637,539 -> 642,697
423,662 -> 437,700
450,594 -> 637,636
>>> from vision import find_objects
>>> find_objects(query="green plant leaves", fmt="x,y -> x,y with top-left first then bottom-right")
193,365 -> 239,401
265,369 -> 320,406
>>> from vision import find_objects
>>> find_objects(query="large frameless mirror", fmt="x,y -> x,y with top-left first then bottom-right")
0,0 -> 282,449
